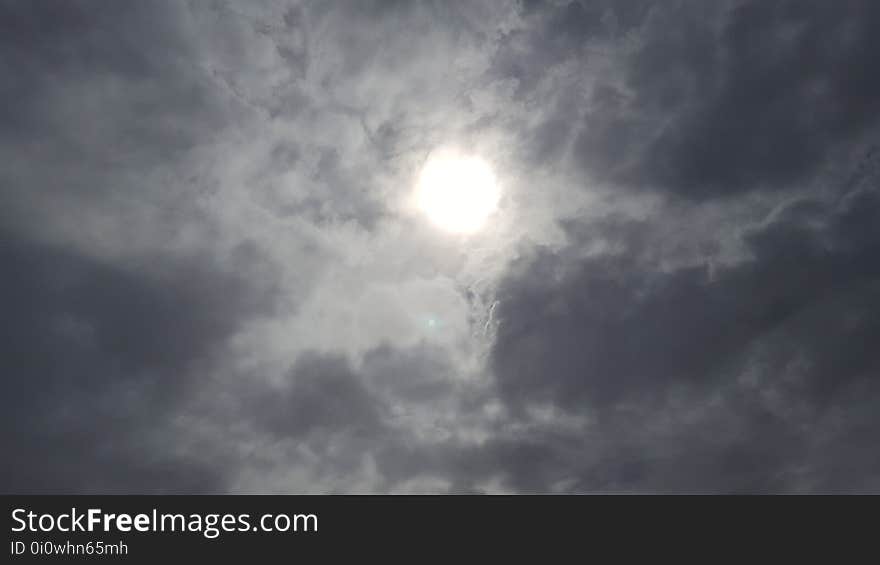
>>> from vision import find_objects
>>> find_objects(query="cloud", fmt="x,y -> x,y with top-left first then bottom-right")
489,157 -> 880,491
2,0 -> 879,494
495,0 -> 880,199
253,352 -> 385,440
0,232 -> 273,493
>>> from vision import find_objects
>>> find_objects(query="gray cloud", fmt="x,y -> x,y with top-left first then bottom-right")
2,0 -> 879,494
497,0 -> 880,198
490,158 -> 880,491
0,231 -> 273,493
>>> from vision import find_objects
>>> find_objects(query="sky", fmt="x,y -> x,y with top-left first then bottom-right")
2,0 -> 879,493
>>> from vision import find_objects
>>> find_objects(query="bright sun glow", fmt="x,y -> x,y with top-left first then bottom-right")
415,149 -> 500,234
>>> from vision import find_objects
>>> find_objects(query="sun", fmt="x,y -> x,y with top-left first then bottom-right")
415,149 -> 500,234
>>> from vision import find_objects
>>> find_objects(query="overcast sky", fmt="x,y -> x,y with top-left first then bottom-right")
3,0 -> 880,493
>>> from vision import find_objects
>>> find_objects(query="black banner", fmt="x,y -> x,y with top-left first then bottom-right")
2,495 -> 872,560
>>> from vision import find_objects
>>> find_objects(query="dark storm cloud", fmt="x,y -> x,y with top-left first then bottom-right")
227,343 -> 472,492
252,352 -> 385,440
501,0 -> 880,198
0,0 -> 225,158
629,0 -> 880,198
229,351 -> 395,492
0,1 -> 287,492
0,232 -> 273,493
489,153 -> 880,491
